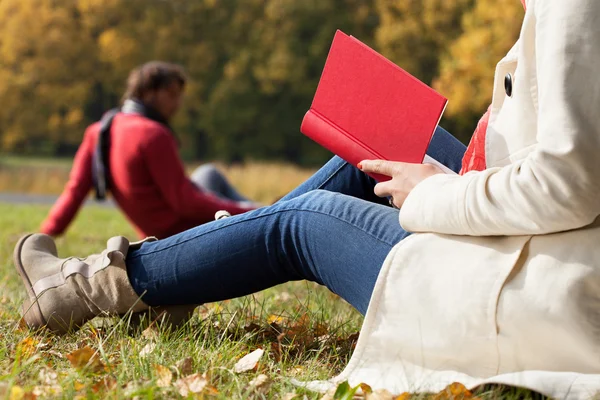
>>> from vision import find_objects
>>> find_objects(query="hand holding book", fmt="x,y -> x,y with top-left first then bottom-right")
358,160 -> 444,208
301,31 -> 448,183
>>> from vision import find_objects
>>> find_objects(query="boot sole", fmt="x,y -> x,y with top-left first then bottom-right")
13,234 -> 47,329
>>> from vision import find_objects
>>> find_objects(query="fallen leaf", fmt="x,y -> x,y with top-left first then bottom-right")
359,383 -> 373,395
268,314 -> 285,325
432,382 -> 474,400
66,346 -> 106,373
281,393 -> 298,400
204,385 -> 219,395
8,386 -> 23,400
249,374 -> 270,393
365,388 -> 396,400
395,393 -> 411,400
175,357 -> 193,376
139,343 -> 156,358
16,337 -> 40,359
153,364 -> 172,388
287,366 -> 304,376
38,368 -> 58,386
234,348 -> 264,373
91,377 -> 117,393
141,326 -> 159,341
314,322 -> 328,337
174,373 -> 208,397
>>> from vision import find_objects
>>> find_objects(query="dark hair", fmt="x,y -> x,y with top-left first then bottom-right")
123,61 -> 187,101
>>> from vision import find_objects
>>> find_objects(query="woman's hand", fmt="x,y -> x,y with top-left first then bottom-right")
359,160 -> 443,208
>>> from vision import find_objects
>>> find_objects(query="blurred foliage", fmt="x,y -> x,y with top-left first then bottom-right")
0,0 -> 522,164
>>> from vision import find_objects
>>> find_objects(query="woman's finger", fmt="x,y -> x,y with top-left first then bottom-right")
359,160 -> 398,177
373,181 -> 394,198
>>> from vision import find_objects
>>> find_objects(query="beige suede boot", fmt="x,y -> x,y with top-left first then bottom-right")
14,233 -> 151,334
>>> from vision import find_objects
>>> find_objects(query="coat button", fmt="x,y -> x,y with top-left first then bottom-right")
504,73 -> 513,97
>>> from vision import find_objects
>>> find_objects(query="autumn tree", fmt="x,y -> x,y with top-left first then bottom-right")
0,0 -> 96,153
433,0 -> 524,140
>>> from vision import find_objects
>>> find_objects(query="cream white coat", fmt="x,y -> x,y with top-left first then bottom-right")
331,0 -> 600,397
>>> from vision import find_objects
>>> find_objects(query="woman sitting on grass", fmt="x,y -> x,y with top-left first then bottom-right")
12,0 -> 600,396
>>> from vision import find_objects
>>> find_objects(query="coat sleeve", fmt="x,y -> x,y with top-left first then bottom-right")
40,125 -> 97,236
142,129 -> 255,221
400,0 -> 600,236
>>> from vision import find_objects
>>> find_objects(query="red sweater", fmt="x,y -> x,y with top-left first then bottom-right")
41,114 -> 255,239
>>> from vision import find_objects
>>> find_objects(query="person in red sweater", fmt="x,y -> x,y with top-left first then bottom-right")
40,61 -> 257,239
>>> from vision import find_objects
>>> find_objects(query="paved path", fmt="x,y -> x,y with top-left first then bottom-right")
0,192 -> 115,208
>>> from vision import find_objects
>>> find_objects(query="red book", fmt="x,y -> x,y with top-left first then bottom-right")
301,30 -> 448,182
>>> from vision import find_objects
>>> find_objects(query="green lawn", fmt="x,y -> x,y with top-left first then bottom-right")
0,203 -> 548,399
0,203 -> 362,399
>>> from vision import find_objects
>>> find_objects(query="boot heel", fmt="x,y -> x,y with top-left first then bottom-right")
14,234 -> 46,329
21,297 -> 46,329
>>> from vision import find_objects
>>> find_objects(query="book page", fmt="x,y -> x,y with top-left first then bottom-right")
423,154 -> 458,175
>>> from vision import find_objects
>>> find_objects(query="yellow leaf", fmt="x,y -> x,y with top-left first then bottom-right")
9,386 -> 24,400
153,364 -> 172,388
359,383 -> 373,394
66,346 -> 106,373
433,382 -> 474,400
17,337 -> 39,359
395,393 -> 411,400
267,314 -> 285,325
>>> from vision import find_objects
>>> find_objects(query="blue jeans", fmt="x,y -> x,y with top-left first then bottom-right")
127,127 -> 466,315
190,164 -> 250,203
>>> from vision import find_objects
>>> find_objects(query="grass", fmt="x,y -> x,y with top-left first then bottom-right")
0,159 -> 548,399
0,203 -> 363,399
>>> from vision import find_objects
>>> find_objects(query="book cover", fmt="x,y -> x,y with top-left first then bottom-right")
301,30 -> 448,182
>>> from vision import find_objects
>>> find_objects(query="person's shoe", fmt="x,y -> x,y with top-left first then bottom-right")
14,233 -> 150,334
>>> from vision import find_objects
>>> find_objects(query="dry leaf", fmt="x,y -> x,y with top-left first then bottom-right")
281,393 -> 298,400
174,373 -> 208,397
66,346 -> 106,373
268,314 -> 285,325
359,383 -> 373,395
396,393 -> 411,400
139,343 -> 156,358
141,326 -> 159,341
204,385 -> 219,395
91,377 -> 117,393
17,337 -> 40,359
287,366 -> 304,376
432,382 -> 474,400
234,348 -> 264,373
249,374 -> 270,392
38,368 -> 58,386
365,388 -> 396,400
314,323 -> 328,337
8,386 -> 23,400
175,357 -> 193,376
153,364 -> 172,388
